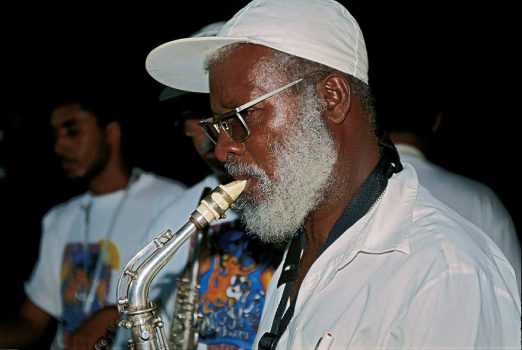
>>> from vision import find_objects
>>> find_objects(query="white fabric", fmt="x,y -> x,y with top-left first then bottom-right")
24,169 -> 186,349
146,0 -> 368,93
253,164 -> 521,349
159,21 -> 227,101
396,143 -> 521,294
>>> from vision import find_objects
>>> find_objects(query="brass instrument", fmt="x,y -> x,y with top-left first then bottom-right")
115,180 -> 246,350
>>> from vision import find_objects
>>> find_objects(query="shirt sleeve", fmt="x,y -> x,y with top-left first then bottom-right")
24,211 -> 63,319
401,268 -> 521,349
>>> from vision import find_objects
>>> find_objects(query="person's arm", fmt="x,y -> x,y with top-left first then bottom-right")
402,270 -> 520,349
0,298 -> 54,347
64,305 -> 120,350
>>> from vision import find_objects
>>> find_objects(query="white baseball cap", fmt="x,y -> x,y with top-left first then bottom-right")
158,21 -> 226,101
146,0 -> 368,93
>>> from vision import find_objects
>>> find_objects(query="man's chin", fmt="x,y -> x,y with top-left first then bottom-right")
61,166 -> 87,180
62,169 -> 81,179
65,173 -> 85,181
240,209 -> 298,245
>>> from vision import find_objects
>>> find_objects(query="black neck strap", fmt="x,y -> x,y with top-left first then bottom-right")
320,133 -> 402,255
258,134 -> 402,350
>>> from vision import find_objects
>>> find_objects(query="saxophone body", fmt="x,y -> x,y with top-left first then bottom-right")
115,180 -> 246,350
168,229 -> 203,350
168,186 -> 211,350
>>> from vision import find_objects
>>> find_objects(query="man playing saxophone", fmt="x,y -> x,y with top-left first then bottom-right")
144,0 -> 521,348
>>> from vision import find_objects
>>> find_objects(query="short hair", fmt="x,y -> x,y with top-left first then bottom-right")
47,86 -> 131,128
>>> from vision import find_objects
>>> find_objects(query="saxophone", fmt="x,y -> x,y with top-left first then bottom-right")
168,187 -> 211,350
114,180 -> 246,350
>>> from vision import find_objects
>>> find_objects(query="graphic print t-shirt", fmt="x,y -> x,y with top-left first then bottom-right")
195,219 -> 281,350
60,239 -> 119,336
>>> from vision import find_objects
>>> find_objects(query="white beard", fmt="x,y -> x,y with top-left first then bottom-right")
226,90 -> 337,244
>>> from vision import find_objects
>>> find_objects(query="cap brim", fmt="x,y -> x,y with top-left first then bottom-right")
146,36 -> 250,93
158,87 -> 187,101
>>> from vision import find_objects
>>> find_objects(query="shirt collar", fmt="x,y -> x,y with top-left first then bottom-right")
395,143 -> 426,160
292,164 -> 418,297
332,163 -> 418,265
357,164 -> 418,255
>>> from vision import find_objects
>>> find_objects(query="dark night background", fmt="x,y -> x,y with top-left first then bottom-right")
0,0 -> 519,338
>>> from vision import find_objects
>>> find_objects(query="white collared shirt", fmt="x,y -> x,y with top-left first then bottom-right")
254,164 -> 521,349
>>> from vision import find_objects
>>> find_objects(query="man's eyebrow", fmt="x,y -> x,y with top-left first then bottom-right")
59,119 -> 79,128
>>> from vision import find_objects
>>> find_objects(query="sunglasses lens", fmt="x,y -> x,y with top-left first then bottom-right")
221,113 -> 249,142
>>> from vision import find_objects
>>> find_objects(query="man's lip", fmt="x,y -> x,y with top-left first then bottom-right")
60,158 -> 77,171
232,174 -> 249,181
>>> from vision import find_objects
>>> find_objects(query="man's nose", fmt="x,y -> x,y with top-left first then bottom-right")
214,131 -> 244,163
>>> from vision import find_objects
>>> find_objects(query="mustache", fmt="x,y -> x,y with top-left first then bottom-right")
225,161 -> 265,178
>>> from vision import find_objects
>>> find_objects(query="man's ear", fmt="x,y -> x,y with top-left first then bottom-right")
106,121 -> 122,145
320,74 -> 351,125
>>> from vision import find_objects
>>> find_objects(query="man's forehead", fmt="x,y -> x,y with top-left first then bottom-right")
209,44 -> 274,72
51,105 -> 94,128
210,48 -> 279,88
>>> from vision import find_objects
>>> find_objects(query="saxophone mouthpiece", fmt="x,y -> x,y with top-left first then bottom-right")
193,180 -> 246,226
220,180 -> 247,202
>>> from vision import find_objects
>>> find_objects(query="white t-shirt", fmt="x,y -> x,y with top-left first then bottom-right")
396,143 -> 521,294
25,168 -> 186,349
254,164 -> 521,349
